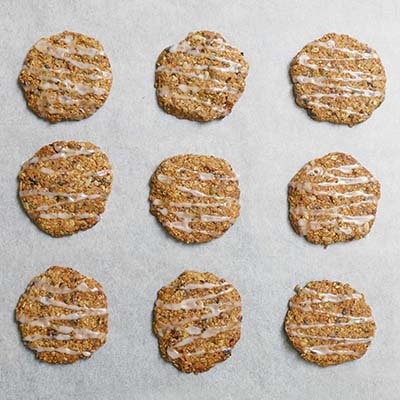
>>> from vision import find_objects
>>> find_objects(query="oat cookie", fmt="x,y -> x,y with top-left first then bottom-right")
155,31 -> 249,121
288,152 -> 380,246
285,281 -> 375,367
150,154 -> 240,243
290,33 -> 386,126
16,266 -> 108,364
153,271 -> 242,373
19,141 -> 113,237
19,31 -> 112,122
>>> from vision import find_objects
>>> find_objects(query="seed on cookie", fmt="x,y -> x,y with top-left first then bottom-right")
149,154 -> 240,243
155,31 -> 249,122
290,33 -> 386,126
19,31 -> 112,122
153,271 -> 242,373
288,152 -> 380,246
285,280 -> 375,367
16,266 -> 108,364
19,141 -> 113,237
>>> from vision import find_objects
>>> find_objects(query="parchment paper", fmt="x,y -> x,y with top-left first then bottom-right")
1,1 -> 399,399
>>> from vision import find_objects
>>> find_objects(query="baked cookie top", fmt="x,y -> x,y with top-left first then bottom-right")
16,266 -> 108,364
150,154 -> 240,243
19,31 -> 112,122
285,281 -> 375,367
290,33 -> 386,126
153,271 -> 242,373
155,30 -> 249,121
19,141 -> 113,237
288,152 -> 380,246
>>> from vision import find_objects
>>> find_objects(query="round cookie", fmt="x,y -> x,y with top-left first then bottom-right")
288,152 -> 380,246
153,271 -> 242,373
285,281 -> 375,367
290,33 -> 386,126
16,266 -> 108,364
150,154 -> 240,243
19,141 -> 113,237
155,30 -> 249,122
19,31 -> 112,122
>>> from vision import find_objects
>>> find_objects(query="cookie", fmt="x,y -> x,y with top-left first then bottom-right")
153,271 -> 242,373
290,33 -> 386,126
155,30 -> 249,121
19,141 -> 113,237
16,266 -> 108,364
150,154 -> 240,243
19,31 -> 112,122
288,152 -> 380,246
285,281 -> 375,367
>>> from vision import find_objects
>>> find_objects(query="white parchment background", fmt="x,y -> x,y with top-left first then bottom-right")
0,1 -> 399,399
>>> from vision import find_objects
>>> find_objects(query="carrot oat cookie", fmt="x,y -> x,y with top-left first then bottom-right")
285,281 -> 375,367
150,154 -> 240,243
16,266 -> 108,364
288,152 -> 380,246
153,271 -> 242,373
19,141 -> 113,237
19,31 -> 112,122
155,30 -> 249,121
290,33 -> 386,126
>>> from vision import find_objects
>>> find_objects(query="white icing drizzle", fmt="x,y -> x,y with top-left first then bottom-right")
156,277 -> 242,352
29,345 -> 91,357
158,86 -> 227,114
28,295 -> 107,313
298,55 -> 381,83
178,281 -> 231,290
287,285 -> 374,357
17,308 -> 107,325
293,38 -> 384,118
167,323 -> 240,359
311,39 -> 378,59
290,331 -> 372,343
39,167 -> 55,176
156,301 -> 241,337
301,287 -> 362,303
38,212 -> 100,221
305,345 -> 359,356
156,34 -> 246,116
21,145 -> 109,224
157,286 -> 234,311
25,147 -> 98,166
168,200 -> 232,208
156,276 -> 242,357
167,345 -> 231,360
201,214 -> 233,222
30,276 -> 100,294
24,326 -> 105,342
290,159 -> 378,236
289,301 -> 372,322
153,162 -> 239,237
20,190 -> 105,212
22,35 -> 111,116
35,38 -> 106,67
176,168 -> 238,182
287,318 -> 373,329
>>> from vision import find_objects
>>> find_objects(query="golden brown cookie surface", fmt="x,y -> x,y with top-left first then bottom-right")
19,31 -> 112,122
155,30 -> 249,121
288,152 -> 380,246
16,266 -> 108,364
285,281 -> 375,367
290,33 -> 386,126
19,141 -> 113,237
153,271 -> 242,374
150,154 -> 240,243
